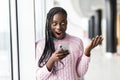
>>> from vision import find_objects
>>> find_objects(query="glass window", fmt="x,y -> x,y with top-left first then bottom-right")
0,0 -> 12,80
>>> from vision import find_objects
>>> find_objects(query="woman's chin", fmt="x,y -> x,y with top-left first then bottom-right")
55,35 -> 63,39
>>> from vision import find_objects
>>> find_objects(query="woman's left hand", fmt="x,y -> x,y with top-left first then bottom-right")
85,35 -> 103,56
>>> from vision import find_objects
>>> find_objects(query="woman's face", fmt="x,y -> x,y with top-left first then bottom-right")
50,12 -> 67,39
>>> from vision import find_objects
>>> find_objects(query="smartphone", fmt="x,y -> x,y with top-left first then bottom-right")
58,43 -> 69,51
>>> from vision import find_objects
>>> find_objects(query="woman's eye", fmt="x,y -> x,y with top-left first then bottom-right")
52,22 -> 57,26
61,22 -> 65,25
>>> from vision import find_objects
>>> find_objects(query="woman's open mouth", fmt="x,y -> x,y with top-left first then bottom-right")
55,31 -> 63,39
56,32 -> 62,35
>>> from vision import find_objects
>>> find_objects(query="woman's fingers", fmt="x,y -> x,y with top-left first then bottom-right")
91,35 -> 103,48
99,35 -> 103,43
53,49 -> 69,60
97,35 -> 103,44
94,35 -> 102,46
57,50 -> 69,59
92,36 -> 99,47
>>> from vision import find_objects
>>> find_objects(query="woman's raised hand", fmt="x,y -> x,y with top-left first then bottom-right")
85,35 -> 103,56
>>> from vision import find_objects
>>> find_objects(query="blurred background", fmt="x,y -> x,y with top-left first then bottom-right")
0,0 -> 120,80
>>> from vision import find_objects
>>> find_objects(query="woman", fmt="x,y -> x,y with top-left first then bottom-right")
36,7 -> 103,80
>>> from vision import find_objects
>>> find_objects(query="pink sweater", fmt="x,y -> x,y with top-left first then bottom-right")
36,34 -> 90,80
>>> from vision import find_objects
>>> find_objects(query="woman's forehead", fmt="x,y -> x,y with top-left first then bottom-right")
53,12 -> 66,18
51,14 -> 66,22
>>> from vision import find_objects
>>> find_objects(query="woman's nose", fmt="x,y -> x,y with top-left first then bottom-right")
56,24 -> 61,29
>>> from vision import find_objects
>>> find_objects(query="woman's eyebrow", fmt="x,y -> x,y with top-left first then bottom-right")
61,19 -> 67,22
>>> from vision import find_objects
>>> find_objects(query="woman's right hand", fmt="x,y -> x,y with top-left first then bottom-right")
46,49 -> 69,71
50,49 -> 69,62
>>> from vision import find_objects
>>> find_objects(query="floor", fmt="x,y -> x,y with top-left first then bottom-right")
84,46 -> 120,80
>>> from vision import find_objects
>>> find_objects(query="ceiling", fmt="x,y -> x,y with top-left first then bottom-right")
71,0 -> 120,18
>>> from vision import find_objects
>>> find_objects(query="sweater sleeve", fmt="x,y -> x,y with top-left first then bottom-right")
35,41 -> 52,80
76,40 -> 91,77
36,65 -> 52,80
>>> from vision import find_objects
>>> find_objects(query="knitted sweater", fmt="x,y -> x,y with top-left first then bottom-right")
36,33 -> 90,80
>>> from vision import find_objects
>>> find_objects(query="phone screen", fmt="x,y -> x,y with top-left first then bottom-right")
58,43 -> 69,51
